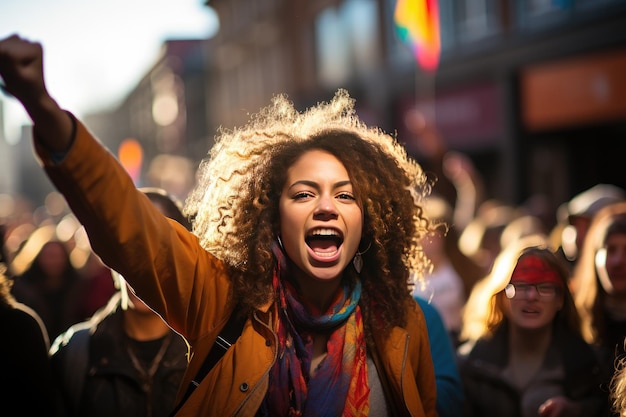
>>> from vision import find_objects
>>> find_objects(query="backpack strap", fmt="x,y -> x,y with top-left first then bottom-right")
169,311 -> 246,416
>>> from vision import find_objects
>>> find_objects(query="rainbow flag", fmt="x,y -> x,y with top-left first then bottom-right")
394,0 -> 441,72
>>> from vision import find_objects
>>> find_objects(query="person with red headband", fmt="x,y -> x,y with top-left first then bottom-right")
457,235 -> 605,417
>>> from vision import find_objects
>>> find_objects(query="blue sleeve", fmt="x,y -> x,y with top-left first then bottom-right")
415,296 -> 464,417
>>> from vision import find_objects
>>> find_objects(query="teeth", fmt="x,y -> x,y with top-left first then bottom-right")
308,228 -> 339,237
315,251 -> 337,258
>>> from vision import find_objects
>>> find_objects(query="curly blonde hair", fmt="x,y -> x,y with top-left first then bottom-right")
612,348 -> 626,416
0,263 -> 14,308
184,89 -> 432,335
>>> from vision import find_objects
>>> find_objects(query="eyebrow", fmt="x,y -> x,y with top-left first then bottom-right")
288,179 -> 352,191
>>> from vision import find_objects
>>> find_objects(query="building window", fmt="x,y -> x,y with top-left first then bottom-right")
516,0 -> 572,30
315,0 -> 380,88
456,0 -> 501,42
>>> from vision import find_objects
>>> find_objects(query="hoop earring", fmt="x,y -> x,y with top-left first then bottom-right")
352,242 -> 371,274
277,235 -> 284,252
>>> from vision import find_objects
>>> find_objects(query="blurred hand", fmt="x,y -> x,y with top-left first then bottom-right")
0,34 -> 48,107
538,396 -> 583,417
443,151 -> 476,184
0,33 -> 73,152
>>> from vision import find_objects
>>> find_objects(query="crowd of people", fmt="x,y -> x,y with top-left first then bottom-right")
2,33 -> 626,417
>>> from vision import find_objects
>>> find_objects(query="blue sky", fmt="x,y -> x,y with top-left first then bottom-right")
0,0 -> 218,144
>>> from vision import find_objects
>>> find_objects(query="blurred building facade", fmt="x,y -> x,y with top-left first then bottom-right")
203,0 -> 626,215
0,101 -> 16,196
79,0 -> 626,215
84,39 -> 210,201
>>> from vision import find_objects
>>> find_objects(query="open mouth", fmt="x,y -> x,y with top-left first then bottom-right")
306,228 -> 343,258
520,305 -> 541,314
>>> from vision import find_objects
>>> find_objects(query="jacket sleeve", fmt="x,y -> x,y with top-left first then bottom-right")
34,117 -> 232,344
412,303 -> 439,417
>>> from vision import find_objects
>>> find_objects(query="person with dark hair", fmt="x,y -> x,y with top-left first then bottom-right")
458,236 -> 605,417
0,35 -> 437,416
555,184 -> 625,269
570,202 -> 626,415
49,188 -> 189,417
10,229 -> 84,341
139,187 -> 192,231
0,229 -> 58,416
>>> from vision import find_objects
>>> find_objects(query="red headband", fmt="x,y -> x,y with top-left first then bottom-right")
510,255 -> 563,287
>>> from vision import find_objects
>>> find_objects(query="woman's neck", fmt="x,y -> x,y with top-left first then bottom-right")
123,309 -> 171,341
293,272 -> 342,313
508,322 -> 552,358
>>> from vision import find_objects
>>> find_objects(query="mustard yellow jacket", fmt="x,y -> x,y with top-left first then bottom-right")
37,119 -> 438,417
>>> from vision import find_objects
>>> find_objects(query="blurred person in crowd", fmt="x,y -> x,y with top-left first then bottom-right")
10,225 -> 85,341
570,202 -> 626,406
404,112 -> 487,304
413,195 -> 466,344
74,248 -> 117,319
458,199 -> 521,274
0,226 -> 59,416
523,193 -> 558,236
0,35 -> 439,416
49,188 -> 190,417
556,184 -> 625,268
414,295 -> 464,417
458,236 -> 605,417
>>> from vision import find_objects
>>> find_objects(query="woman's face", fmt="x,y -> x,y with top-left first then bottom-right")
604,232 -> 626,295
503,282 -> 563,331
279,149 -> 363,282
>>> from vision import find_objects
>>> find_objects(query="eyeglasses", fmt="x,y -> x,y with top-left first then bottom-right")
504,283 -> 559,300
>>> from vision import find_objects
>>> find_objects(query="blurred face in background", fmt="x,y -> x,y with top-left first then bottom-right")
37,241 -> 68,278
602,232 -> 626,296
503,255 -> 564,331
569,215 -> 592,257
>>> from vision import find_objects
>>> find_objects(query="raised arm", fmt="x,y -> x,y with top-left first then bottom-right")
0,34 -> 73,152
0,33 -> 233,344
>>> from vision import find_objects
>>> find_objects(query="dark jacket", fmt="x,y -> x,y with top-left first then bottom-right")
458,322 -> 606,417
50,293 -> 188,417
0,301 -> 58,417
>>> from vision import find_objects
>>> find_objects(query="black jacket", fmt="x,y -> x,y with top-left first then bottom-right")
458,322 -> 606,417
50,293 -> 188,417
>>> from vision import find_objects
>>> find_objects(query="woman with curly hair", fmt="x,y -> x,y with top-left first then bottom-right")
0,34 -> 437,416
457,235 -> 605,417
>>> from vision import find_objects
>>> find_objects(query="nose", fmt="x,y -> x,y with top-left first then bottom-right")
524,285 -> 539,300
314,194 -> 338,219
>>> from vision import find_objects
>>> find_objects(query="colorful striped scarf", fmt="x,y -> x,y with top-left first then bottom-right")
262,245 -> 370,416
